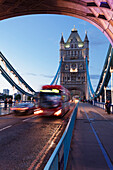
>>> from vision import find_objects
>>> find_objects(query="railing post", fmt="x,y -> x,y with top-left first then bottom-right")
110,67 -> 113,113
104,87 -> 106,103
0,102 -> 1,115
100,95 -> 102,103
97,98 -> 99,102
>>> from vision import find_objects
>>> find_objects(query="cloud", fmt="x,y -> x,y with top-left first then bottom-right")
21,73 -> 37,76
90,74 -> 100,79
26,73 -> 37,76
40,74 -> 54,78
90,40 -> 108,46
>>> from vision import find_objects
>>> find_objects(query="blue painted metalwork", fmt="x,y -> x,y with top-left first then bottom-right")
0,65 -> 33,96
86,44 -> 113,99
44,102 -> 79,170
95,44 -> 113,97
86,56 -> 94,98
50,58 -> 62,85
0,52 -> 35,93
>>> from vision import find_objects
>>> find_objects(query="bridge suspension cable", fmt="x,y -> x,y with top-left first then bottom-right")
86,44 -> 113,99
86,56 -> 94,98
0,52 -> 35,96
50,57 -> 62,85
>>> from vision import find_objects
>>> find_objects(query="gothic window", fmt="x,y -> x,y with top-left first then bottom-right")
71,51 -> 73,55
65,64 -> 69,70
79,64 -> 83,70
78,77 -> 80,81
71,44 -> 73,48
66,51 -> 68,56
71,73 -> 76,81
78,51 -> 79,56
75,44 -> 77,48
80,50 -> 82,56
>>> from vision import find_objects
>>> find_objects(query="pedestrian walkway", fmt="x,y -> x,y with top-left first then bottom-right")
67,102 -> 113,170
0,107 -> 10,116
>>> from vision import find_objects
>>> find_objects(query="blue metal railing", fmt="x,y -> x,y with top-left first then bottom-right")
44,102 -> 79,170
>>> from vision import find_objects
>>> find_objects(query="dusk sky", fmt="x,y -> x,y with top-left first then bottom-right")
0,14 -> 110,95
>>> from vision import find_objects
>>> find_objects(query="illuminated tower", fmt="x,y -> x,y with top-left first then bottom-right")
60,26 -> 89,99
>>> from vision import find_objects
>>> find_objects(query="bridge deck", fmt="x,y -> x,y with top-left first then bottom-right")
67,102 -> 113,170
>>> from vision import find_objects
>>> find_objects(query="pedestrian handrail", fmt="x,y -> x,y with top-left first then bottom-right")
94,101 -> 113,113
44,102 -> 79,170
94,101 -> 105,110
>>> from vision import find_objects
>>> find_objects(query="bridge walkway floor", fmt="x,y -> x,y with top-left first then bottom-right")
67,102 -> 113,170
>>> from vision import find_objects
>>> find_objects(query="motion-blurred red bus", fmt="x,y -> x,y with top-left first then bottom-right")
34,85 -> 70,117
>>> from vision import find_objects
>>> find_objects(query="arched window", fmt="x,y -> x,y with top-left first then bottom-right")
71,44 -> 73,48
75,44 -> 77,48
65,64 -> 69,70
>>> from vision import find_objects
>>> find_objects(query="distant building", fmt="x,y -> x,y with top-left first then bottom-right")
60,26 -> 89,99
3,89 -> 9,95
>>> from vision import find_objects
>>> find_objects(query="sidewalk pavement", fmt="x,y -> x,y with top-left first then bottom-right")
0,107 -> 10,116
67,102 -> 113,170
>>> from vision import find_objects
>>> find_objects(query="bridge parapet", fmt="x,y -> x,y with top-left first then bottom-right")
44,102 -> 79,170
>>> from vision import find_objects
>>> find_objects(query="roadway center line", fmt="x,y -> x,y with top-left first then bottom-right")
22,115 -> 38,122
0,125 -> 12,132
82,106 -> 113,170
23,118 -> 32,122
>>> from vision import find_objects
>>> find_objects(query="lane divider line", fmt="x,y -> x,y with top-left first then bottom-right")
0,125 -> 12,132
22,118 -> 32,122
23,115 -> 39,122
82,106 -> 113,170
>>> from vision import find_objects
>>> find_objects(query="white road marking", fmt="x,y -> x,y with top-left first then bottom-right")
0,125 -> 12,132
23,118 -> 31,122
22,115 -> 38,122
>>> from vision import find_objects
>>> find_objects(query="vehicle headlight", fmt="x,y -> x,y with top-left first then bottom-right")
54,109 -> 62,116
34,109 -> 43,115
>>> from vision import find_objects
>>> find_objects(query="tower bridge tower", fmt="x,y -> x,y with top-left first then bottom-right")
60,26 -> 89,99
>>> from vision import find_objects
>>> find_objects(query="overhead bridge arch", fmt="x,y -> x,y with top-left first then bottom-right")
0,0 -> 113,45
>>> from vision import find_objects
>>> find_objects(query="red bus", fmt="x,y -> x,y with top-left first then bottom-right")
34,85 -> 70,117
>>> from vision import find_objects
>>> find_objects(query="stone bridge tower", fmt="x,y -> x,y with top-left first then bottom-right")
60,26 -> 89,99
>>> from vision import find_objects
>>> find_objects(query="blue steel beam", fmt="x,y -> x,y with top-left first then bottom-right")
95,44 -> 112,94
0,65 -> 33,97
0,52 -> 35,93
50,58 -> 62,85
86,56 -> 94,97
86,44 -> 113,99
95,45 -> 113,97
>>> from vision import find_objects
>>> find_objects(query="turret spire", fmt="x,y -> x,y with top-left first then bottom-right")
72,25 -> 77,32
84,30 -> 89,42
60,32 -> 64,44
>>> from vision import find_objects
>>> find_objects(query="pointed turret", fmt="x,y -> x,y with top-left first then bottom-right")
71,25 -> 77,32
84,31 -> 89,62
60,33 -> 64,44
84,31 -> 89,42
